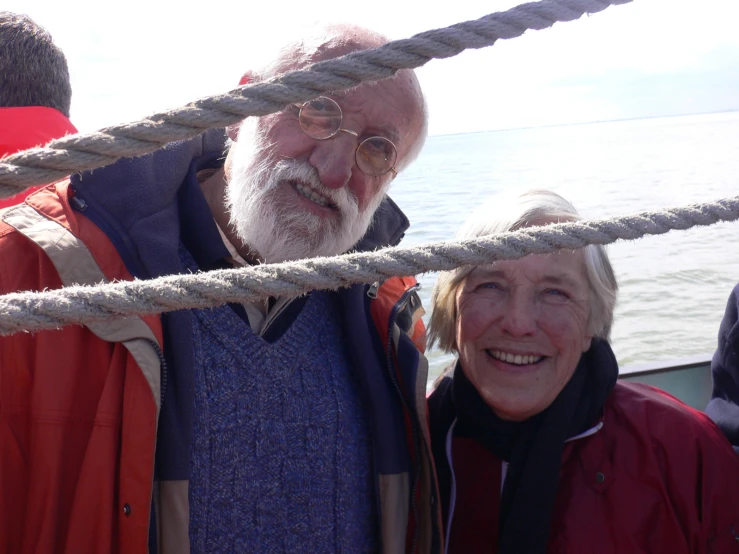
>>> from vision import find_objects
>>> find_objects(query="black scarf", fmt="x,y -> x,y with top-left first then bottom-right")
445,339 -> 618,554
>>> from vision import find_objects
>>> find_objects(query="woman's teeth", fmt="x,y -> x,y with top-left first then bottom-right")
487,350 -> 544,365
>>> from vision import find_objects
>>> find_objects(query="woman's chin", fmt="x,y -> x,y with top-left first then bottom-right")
469,360 -> 560,421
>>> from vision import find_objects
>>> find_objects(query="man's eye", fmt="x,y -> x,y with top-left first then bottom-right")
364,138 -> 389,154
307,99 -> 330,112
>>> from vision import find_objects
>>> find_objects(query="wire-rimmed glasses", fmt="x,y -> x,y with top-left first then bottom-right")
297,96 -> 398,178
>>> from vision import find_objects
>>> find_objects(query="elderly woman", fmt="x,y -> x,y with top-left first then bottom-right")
427,190 -> 739,554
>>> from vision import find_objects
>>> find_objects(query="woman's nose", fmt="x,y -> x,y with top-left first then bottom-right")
500,295 -> 537,337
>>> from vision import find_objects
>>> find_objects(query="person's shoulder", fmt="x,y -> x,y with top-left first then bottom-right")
609,381 -> 737,456
0,181 -> 104,293
428,374 -> 452,403
0,186 -> 67,292
611,381 -> 716,428
427,374 -> 456,441
717,282 -> 739,339
370,276 -> 426,351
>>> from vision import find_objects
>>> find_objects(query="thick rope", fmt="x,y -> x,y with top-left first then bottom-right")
0,195 -> 735,336
0,0 -> 631,197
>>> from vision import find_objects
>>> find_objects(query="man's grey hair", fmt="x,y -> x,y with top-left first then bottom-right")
0,12 -> 72,117
428,189 -> 619,353
241,23 -> 428,173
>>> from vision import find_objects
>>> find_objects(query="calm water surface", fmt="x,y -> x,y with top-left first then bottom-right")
389,112 -> 739,381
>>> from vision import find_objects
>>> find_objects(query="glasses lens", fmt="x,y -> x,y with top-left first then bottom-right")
299,97 -> 342,140
356,137 -> 398,176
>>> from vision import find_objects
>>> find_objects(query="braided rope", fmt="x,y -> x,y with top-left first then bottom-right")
1,195 -> 736,336
0,0 -> 631,197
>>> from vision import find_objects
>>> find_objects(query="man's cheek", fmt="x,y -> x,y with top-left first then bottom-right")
267,125 -> 313,159
352,176 -> 387,213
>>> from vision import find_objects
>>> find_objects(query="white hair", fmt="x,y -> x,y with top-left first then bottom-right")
225,116 -> 387,263
428,189 -> 619,353
235,23 -> 429,174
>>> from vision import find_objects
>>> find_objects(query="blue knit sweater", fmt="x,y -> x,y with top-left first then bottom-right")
186,281 -> 378,552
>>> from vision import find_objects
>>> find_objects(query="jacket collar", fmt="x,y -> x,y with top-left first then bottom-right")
354,194 -> 409,251
0,106 -> 77,157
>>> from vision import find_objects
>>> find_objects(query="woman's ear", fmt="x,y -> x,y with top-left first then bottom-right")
227,71 -> 260,140
582,335 -> 593,353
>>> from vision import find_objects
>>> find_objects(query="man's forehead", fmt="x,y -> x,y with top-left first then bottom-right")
327,90 -> 404,132
273,34 -> 424,148
337,73 -> 421,130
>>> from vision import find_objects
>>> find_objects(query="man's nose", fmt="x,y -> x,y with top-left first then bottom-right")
500,294 -> 537,337
308,133 -> 357,190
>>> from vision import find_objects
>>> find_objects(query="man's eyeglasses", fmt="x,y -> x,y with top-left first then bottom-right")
297,96 -> 398,178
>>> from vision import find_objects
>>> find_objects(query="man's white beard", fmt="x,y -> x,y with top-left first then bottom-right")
225,125 -> 387,264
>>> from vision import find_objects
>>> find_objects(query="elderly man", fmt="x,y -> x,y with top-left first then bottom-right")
0,25 -> 440,554
0,11 -> 77,207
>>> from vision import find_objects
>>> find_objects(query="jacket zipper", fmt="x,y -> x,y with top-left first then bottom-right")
367,281 -> 381,299
147,339 -> 168,409
382,284 -> 422,554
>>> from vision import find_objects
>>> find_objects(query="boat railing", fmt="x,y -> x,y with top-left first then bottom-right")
620,354 -> 713,410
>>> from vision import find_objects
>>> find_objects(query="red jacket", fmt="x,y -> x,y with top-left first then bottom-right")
0,183 -> 162,553
435,381 -> 739,553
0,106 -> 77,208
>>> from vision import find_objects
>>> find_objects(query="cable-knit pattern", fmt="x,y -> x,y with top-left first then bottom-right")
187,280 -> 377,553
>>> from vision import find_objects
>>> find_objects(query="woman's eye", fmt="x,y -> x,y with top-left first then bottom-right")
479,282 -> 501,291
543,289 -> 570,301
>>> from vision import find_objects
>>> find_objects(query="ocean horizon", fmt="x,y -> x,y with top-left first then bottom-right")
390,110 -> 739,381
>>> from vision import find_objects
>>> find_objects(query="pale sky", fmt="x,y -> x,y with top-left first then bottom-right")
5,0 -> 739,136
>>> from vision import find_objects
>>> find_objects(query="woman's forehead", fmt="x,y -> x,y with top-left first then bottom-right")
469,251 -> 588,283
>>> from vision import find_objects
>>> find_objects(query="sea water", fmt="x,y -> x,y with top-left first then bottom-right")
389,111 -> 739,381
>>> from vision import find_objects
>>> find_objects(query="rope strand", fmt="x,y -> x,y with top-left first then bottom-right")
0,194 -> 735,336
0,0 -> 631,197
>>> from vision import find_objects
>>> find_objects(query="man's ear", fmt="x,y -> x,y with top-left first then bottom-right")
226,123 -> 241,142
227,71 -> 260,140
238,71 -> 257,87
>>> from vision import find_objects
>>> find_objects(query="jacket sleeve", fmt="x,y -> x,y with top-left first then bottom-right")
706,284 -> 739,454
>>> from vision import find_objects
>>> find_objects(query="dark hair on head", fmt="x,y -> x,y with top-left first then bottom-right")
0,12 -> 72,117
